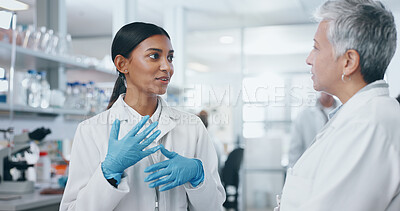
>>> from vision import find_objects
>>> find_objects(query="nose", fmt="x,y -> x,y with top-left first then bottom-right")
160,58 -> 174,76
306,51 -> 313,66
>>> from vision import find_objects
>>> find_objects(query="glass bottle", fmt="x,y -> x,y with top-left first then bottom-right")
39,71 -> 51,108
27,70 -> 41,108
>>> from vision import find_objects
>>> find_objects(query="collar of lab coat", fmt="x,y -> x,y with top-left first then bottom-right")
110,94 -> 180,121
308,80 -> 390,147
108,94 -> 180,141
328,79 -> 389,121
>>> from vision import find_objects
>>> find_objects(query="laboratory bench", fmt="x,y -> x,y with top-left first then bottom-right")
0,189 -> 62,211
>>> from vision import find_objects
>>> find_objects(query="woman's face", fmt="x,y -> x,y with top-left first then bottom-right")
125,34 -> 174,96
306,21 -> 343,93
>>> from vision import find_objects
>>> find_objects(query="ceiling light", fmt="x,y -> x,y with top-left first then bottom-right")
219,36 -> 234,44
0,0 -> 29,11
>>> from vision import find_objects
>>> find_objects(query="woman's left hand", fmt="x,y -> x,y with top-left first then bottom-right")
144,145 -> 204,191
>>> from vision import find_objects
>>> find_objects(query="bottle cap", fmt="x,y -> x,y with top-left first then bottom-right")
27,69 -> 37,74
39,151 -> 48,156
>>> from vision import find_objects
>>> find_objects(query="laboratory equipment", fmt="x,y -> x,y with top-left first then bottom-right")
0,127 -> 51,193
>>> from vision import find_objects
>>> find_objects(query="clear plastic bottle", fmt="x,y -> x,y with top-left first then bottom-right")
16,25 -> 24,46
80,83 -> 88,110
98,89 -> 108,111
18,71 -> 30,106
57,33 -> 73,56
65,34 -> 73,55
86,81 -> 96,113
36,151 -> 51,182
39,71 -> 51,108
26,70 -> 42,107
22,25 -> 35,49
92,87 -> 100,113
72,82 -> 80,109
48,31 -> 59,55
29,71 -> 41,108
21,70 -> 33,105
64,82 -> 73,109
32,26 -> 45,51
41,29 -> 54,53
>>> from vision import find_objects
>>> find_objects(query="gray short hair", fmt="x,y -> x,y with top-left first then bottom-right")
314,0 -> 397,84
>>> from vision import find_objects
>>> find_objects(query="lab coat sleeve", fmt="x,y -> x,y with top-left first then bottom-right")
60,122 -> 130,211
183,117 -> 226,211
298,121 -> 400,211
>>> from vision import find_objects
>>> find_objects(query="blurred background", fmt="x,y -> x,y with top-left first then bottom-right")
0,0 -> 399,210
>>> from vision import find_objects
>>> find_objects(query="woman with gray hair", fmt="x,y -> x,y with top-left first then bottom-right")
276,0 -> 400,210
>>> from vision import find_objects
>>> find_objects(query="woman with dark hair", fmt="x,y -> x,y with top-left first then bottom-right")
60,22 -> 225,211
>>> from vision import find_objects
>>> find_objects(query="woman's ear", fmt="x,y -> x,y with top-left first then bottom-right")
114,55 -> 128,74
343,49 -> 361,75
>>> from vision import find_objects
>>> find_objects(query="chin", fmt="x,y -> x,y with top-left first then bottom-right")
148,86 -> 168,96
313,83 -> 321,92
158,90 -> 167,95
155,88 -> 168,95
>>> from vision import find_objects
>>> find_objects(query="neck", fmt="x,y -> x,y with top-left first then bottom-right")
320,100 -> 333,108
124,87 -> 158,117
334,79 -> 367,104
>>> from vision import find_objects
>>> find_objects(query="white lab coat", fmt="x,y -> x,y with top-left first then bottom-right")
288,100 -> 337,167
280,80 -> 400,211
60,95 -> 225,211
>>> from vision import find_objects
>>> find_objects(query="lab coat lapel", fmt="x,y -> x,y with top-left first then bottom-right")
108,95 -> 179,141
108,95 -> 142,138
307,80 -> 389,148
157,97 -> 178,142
328,80 -> 389,128
109,94 -> 130,123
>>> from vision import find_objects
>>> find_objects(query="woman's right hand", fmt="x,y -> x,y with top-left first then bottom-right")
101,115 -> 161,184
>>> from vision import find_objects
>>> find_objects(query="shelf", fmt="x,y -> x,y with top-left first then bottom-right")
0,41 -> 114,74
0,103 -> 89,116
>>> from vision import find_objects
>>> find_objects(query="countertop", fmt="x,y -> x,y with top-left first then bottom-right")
0,189 -> 62,211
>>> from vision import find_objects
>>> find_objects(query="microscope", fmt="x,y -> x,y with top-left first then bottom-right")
0,127 -> 51,194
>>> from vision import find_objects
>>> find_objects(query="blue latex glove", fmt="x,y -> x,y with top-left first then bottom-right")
144,145 -> 204,191
102,115 -> 162,184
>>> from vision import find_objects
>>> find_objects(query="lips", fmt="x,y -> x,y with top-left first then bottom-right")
155,76 -> 170,82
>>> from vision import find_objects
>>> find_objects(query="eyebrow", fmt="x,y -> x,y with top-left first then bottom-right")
146,48 -> 174,53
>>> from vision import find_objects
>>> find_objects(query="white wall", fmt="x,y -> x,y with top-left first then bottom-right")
71,37 -> 112,60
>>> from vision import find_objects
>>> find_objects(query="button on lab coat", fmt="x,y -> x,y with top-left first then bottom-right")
280,80 -> 400,211
60,95 -> 225,211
